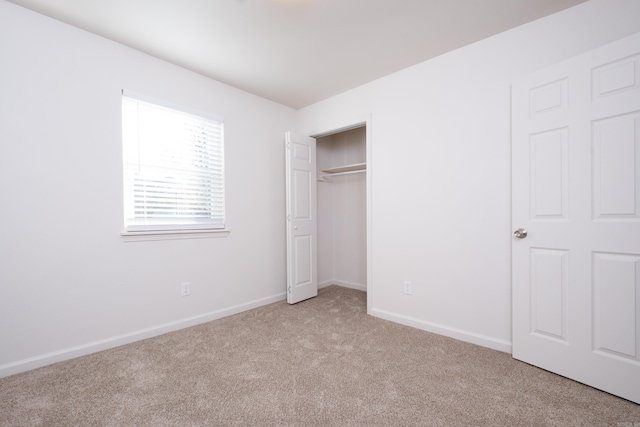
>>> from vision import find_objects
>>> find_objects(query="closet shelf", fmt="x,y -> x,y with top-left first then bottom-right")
320,163 -> 366,174
318,163 -> 366,181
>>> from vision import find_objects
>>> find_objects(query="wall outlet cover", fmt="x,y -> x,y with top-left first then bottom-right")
403,281 -> 412,295
181,282 -> 191,297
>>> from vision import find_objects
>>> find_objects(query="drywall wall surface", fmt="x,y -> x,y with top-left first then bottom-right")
296,0 -> 640,352
0,0 -> 295,375
330,172 -> 366,289
316,137 -> 334,286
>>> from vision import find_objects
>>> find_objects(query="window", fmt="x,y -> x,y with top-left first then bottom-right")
122,91 -> 224,233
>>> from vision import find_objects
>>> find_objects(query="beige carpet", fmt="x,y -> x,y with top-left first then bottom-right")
1,285 -> 639,426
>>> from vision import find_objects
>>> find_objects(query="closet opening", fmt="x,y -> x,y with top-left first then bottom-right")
315,125 -> 368,297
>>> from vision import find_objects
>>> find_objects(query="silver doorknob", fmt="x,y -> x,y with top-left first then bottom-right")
513,228 -> 527,239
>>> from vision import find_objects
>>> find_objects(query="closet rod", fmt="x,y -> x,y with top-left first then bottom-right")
321,169 -> 366,179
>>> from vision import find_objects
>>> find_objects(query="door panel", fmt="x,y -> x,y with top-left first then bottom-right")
512,32 -> 640,404
530,248 -> 568,341
293,235 -> 312,286
593,252 -> 639,360
293,169 -> 311,219
285,132 -> 318,304
530,128 -> 568,219
593,113 -> 640,218
592,54 -> 640,100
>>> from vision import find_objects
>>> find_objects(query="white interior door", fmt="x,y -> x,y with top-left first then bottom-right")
285,131 -> 318,304
512,32 -> 640,404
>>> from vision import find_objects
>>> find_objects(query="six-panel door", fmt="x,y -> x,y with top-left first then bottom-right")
512,33 -> 640,404
285,132 -> 318,304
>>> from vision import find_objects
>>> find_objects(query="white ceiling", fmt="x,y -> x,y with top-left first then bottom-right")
8,0 -> 588,109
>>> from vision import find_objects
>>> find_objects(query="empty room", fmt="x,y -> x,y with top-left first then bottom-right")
1,0 -> 640,425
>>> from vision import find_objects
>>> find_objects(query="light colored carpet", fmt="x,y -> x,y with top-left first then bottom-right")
1,285 -> 639,426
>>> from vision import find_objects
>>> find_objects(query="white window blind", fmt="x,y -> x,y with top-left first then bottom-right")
122,91 -> 225,232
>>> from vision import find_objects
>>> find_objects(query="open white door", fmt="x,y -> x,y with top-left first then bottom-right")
512,33 -> 640,403
285,131 -> 318,304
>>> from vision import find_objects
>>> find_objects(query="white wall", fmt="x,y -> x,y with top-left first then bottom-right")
296,0 -> 640,352
0,1 -> 295,376
316,140 -> 334,286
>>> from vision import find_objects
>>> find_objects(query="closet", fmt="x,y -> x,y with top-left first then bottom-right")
316,126 -> 367,292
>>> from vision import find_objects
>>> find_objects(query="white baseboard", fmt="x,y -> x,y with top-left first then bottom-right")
370,308 -> 512,354
318,280 -> 334,289
319,280 -> 367,292
1,291 -> 510,379
0,292 -> 287,379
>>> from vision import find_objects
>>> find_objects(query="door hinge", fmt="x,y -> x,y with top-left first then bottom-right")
287,285 -> 291,293
286,142 -> 290,149
287,214 -> 291,222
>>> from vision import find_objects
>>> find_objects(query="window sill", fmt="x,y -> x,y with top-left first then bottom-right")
121,229 -> 230,242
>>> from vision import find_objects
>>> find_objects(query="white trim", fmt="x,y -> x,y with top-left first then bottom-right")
311,121 -> 365,138
365,117 -> 372,315
307,115 -> 373,314
0,292 -> 286,379
121,229 -> 230,242
318,280 -> 334,289
319,280 -> 367,292
370,308 -> 512,354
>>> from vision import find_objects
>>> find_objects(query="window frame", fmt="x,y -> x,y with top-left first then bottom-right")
121,90 -> 227,240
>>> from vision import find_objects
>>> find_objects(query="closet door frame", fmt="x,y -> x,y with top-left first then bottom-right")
311,115 -> 372,313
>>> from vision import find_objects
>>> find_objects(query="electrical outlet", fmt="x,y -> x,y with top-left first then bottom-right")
403,281 -> 412,295
181,282 -> 191,297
